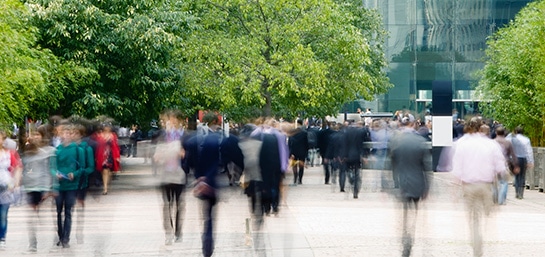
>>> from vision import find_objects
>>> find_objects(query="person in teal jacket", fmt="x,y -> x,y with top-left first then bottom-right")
53,123 -> 85,248
73,123 -> 95,244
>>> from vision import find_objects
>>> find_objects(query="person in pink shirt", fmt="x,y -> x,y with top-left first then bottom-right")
451,117 -> 507,257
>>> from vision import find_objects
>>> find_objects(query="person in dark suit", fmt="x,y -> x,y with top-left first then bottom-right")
389,117 -> 432,257
183,112 -> 242,257
318,121 -> 334,184
340,121 -> 370,198
258,132 -> 282,214
288,119 -> 308,185
127,124 -> 142,157
329,124 -> 344,188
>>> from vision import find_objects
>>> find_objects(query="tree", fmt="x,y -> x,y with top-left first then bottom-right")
180,0 -> 391,121
476,0 -> 545,146
0,0 -> 83,128
26,0 -> 195,125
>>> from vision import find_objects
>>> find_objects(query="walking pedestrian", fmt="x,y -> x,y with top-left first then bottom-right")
451,117 -> 506,257
509,126 -> 534,199
370,119 -> 390,191
317,121 -> 334,184
389,118 -> 431,256
154,110 -> 187,245
288,119 -> 308,185
127,124 -> 142,157
184,112 -> 241,257
253,121 -> 283,215
148,119 -> 164,176
330,124 -> 345,191
370,119 -> 390,171
238,124 -> 265,251
92,122 -> 120,195
0,130 -> 22,250
73,122 -> 95,244
340,121 -> 370,199
306,122 -> 319,167
22,125 -> 55,252
54,124 -> 85,248
493,126 -> 519,205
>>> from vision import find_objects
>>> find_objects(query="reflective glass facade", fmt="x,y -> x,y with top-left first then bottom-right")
362,0 -> 533,119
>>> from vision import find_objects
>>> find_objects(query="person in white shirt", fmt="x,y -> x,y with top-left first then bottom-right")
510,126 -> 534,199
451,117 -> 506,257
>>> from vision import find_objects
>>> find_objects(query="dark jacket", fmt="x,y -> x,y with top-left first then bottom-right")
259,133 -> 282,194
342,126 -> 370,164
326,130 -> 341,160
288,128 -> 309,160
184,130 -> 242,189
317,127 -> 333,158
389,129 -> 431,199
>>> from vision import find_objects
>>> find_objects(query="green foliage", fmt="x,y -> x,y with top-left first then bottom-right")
0,0 -> 68,127
12,0 -> 389,125
477,0 -> 545,146
179,0 -> 391,121
26,0 -> 194,125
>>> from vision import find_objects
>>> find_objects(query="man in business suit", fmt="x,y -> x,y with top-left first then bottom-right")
340,121 -> 370,199
318,121 -> 334,184
288,119 -> 308,185
183,112 -> 242,257
389,117 -> 432,257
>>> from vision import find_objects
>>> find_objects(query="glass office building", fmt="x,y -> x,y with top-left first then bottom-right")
360,0 -> 533,119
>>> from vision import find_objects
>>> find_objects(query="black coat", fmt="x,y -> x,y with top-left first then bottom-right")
389,130 -> 431,199
288,128 -> 309,160
325,130 -> 341,160
317,127 -> 333,158
259,133 -> 282,193
342,126 -> 370,164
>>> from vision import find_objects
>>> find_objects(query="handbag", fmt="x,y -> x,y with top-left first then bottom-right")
508,161 -> 520,175
0,171 -> 13,193
239,173 -> 249,190
193,178 -> 215,200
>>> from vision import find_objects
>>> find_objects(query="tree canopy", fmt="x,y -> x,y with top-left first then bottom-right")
179,0 -> 391,121
0,0 -> 83,128
2,0 -> 389,127
26,0 -> 194,125
476,0 -> 545,146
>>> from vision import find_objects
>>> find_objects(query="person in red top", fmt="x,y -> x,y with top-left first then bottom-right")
92,122 -> 120,195
0,130 -> 22,249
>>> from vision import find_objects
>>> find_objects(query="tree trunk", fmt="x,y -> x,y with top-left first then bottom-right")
261,78 -> 272,117
263,91 -> 272,117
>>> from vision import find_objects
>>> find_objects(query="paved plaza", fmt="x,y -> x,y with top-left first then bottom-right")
3,157 -> 545,256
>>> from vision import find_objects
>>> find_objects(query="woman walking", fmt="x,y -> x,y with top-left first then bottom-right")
22,125 -> 56,252
0,130 -> 22,249
92,122 -> 120,195
54,124 -> 85,248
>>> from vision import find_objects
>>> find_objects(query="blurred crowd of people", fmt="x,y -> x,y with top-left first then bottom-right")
0,109 -> 535,257
0,116 -> 122,251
